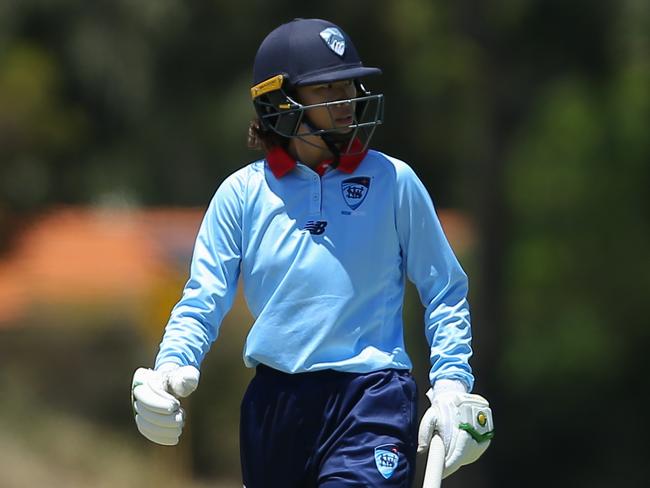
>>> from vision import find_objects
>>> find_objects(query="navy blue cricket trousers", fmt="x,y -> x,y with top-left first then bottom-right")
240,365 -> 418,487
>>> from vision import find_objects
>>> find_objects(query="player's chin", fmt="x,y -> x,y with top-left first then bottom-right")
331,122 -> 355,134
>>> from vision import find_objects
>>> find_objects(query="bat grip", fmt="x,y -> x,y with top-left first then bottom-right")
422,434 -> 445,488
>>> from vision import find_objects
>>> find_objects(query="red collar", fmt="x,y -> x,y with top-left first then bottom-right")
265,139 -> 367,178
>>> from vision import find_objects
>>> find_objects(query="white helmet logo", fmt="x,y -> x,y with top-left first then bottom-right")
320,27 -> 346,57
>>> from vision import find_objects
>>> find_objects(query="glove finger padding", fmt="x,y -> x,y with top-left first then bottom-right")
131,365 -> 198,446
134,401 -> 185,429
135,409 -> 185,446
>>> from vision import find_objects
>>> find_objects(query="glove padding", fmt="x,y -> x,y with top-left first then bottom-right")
131,363 -> 200,446
418,379 -> 494,479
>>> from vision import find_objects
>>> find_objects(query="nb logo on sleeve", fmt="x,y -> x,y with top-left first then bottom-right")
303,220 -> 328,235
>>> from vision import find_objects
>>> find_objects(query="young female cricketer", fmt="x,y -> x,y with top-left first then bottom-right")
132,18 -> 494,487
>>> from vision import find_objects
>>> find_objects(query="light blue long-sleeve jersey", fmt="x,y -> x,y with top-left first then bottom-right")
155,150 -> 475,390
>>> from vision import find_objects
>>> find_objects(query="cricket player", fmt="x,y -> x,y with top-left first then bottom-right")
132,18 -> 494,487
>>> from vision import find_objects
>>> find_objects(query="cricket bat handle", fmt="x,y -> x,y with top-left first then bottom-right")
422,434 -> 445,488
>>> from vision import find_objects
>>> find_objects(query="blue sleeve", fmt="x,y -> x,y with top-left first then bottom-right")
395,163 -> 475,391
154,171 -> 244,369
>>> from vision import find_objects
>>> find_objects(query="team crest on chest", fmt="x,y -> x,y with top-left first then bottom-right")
341,176 -> 370,210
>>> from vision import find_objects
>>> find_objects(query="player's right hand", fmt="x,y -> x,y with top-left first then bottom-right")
417,379 -> 494,479
131,363 -> 200,446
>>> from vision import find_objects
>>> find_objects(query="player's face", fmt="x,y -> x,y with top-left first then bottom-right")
296,80 -> 357,133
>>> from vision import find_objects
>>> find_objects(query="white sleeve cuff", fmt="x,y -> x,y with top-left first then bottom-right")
155,362 -> 181,373
432,379 -> 468,396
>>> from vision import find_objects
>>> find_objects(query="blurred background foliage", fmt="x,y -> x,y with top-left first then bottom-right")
1,0 -> 649,487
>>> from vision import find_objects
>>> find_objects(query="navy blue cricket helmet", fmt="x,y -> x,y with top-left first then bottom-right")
250,18 -> 384,153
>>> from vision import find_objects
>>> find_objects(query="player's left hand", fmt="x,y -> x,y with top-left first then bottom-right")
417,379 -> 494,479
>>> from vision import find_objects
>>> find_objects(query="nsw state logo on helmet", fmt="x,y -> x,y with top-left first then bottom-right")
250,18 -> 384,156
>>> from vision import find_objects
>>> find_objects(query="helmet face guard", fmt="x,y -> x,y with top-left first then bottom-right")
251,74 -> 384,155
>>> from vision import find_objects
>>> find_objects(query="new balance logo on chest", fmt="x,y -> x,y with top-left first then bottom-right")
303,220 -> 328,235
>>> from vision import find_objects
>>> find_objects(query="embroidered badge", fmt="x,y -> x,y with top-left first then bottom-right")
341,176 -> 370,210
374,444 -> 399,479
319,27 -> 346,56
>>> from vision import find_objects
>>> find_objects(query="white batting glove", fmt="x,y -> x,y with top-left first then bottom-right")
417,379 -> 494,479
131,363 -> 200,446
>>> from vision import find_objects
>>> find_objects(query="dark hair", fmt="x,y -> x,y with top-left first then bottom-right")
247,118 -> 288,152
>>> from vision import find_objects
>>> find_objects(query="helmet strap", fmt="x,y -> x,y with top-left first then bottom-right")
319,133 -> 342,168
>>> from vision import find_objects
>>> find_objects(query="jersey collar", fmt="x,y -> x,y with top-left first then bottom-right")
266,139 -> 367,178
